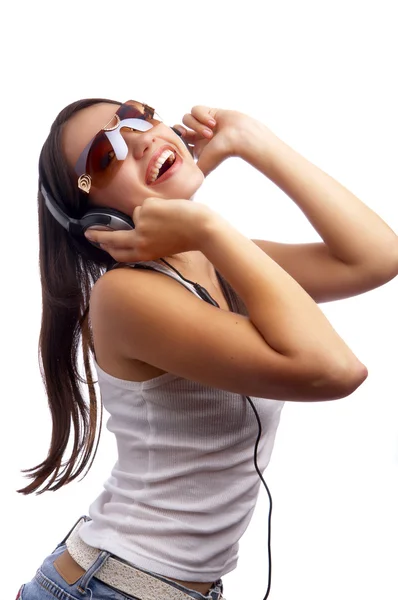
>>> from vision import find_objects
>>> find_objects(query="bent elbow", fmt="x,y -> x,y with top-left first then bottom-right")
344,362 -> 368,394
323,362 -> 368,400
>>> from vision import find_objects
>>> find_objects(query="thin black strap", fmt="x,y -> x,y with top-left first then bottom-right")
159,259 -> 220,307
111,262 -> 220,308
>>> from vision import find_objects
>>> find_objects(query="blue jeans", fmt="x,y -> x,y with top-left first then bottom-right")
17,516 -> 224,600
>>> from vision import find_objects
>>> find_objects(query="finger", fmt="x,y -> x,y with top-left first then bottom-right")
182,113 -> 214,139
133,205 -> 142,223
190,105 -> 217,127
84,228 -> 136,248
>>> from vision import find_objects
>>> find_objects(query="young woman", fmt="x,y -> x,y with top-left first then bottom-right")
17,98 -> 397,600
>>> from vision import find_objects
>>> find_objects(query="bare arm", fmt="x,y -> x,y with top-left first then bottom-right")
198,211 -> 368,393
87,199 -> 367,401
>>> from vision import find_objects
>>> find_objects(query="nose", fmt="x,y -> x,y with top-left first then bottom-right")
123,125 -> 159,160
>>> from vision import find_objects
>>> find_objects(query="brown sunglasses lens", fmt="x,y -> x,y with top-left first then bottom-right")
117,100 -> 148,120
86,133 -> 116,181
118,100 -> 160,125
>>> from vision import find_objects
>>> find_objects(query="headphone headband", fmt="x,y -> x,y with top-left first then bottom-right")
41,184 -> 77,231
40,184 -> 134,239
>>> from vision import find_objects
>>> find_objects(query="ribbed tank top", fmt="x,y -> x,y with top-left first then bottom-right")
78,260 -> 285,581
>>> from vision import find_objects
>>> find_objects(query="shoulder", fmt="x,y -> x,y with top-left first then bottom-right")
91,265 -> 159,307
90,263 -> 197,322
89,266 -> 166,359
91,266 -> 131,302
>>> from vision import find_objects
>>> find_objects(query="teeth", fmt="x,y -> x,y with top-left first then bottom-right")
148,149 -> 175,183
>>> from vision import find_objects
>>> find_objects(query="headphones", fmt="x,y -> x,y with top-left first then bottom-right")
41,126 -> 191,249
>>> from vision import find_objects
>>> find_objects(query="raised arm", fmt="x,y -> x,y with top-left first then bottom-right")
88,202 -> 367,402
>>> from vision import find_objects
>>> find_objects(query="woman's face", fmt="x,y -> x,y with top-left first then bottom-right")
62,102 -> 205,216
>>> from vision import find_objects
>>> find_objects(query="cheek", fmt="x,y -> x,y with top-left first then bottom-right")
115,172 -> 147,210
116,157 -> 146,192
179,143 -> 195,161
167,161 -> 205,196
93,167 -> 144,211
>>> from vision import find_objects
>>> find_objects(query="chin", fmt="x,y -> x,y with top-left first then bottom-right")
164,167 -> 205,200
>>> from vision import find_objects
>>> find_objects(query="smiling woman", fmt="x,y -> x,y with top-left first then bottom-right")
61,100 -> 204,212
16,96 -> 396,600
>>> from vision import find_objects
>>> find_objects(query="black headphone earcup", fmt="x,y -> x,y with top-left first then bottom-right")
80,207 -> 135,248
81,207 -> 135,230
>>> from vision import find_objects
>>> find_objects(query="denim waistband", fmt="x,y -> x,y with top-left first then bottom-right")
61,515 -> 225,600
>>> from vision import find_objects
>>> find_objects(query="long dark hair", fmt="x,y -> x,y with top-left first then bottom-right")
17,98 -> 121,495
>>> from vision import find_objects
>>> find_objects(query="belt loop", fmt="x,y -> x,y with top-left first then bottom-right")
77,549 -> 112,595
52,515 -> 91,554
210,579 -> 224,600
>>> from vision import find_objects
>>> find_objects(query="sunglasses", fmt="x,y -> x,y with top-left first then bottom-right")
74,100 -> 162,194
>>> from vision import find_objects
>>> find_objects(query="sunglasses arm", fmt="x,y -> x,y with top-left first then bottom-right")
75,142 -> 92,177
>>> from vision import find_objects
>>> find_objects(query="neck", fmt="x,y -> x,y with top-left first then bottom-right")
156,251 -> 216,282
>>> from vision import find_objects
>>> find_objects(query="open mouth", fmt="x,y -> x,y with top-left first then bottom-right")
147,148 -> 177,184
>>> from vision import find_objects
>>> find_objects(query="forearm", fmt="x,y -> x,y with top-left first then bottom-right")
236,120 -> 398,275
199,211 -> 366,385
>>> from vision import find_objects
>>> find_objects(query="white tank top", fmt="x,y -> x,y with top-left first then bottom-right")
78,261 -> 285,581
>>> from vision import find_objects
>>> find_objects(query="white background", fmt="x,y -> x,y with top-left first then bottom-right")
2,1 -> 397,599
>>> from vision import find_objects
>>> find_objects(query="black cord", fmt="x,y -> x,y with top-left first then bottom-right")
160,258 -> 273,600
160,258 -> 221,307
245,396 -> 273,600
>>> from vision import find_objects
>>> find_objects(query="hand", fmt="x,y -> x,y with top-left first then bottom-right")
84,197 -> 211,263
173,106 -> 255,177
